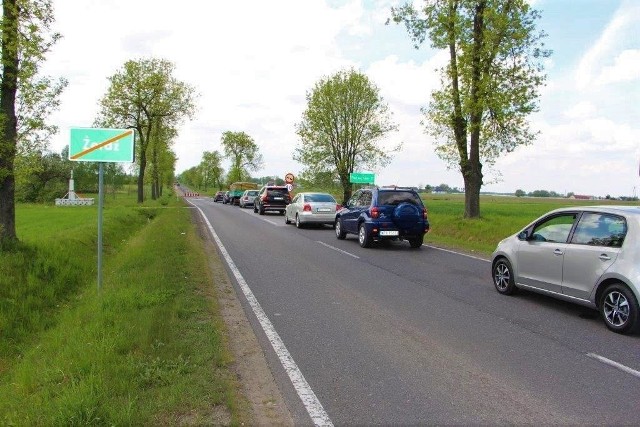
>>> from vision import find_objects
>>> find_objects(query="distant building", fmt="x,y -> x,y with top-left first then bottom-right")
569,194 -> 593,200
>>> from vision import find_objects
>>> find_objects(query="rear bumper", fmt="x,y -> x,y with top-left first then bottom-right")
262,204 -> 287,211
299,212 -> 335,224
364,222 -> 427,240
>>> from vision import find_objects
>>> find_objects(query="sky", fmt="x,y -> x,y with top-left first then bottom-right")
43,0 -> 640,198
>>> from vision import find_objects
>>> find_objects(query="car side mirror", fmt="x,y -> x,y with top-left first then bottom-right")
518,230 -> 529,241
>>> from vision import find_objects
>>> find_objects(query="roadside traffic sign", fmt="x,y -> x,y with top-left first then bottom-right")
69,127 -> 135,162
350,172 -> 375,184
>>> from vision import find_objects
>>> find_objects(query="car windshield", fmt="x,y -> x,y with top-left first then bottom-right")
306,194 -> 335,203
378,191 -> 422,206
267,188 -> 288,196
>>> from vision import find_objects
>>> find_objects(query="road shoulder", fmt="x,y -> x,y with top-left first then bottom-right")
191,207 -> 294,426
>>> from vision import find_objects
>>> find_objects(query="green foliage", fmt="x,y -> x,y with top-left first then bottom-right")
95,58 -> 198,202
0,199 -> 247,425
200,150 -> 225,191
220,131 -> 263,184
295,68 -> 399,204
390,0 -> 551,218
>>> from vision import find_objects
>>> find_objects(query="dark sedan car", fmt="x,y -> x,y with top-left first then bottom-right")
254,185 -> 291,215
213,191 -> 225,202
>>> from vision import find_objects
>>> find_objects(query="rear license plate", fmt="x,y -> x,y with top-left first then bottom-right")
273,197 -> 283,200
317,208 -> 331,212
379,230 -> 399,236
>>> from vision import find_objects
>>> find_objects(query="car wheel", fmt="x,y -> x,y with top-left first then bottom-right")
600,283 -> 639,334
408,236 -> 423,248
254,205 -> 258,213
335,219 -> 346,240
492,258 -> 517,295
295,214 -> 303,228
285,212 -> 291,224
358,224 -> 371,248
259,206 -> 265,215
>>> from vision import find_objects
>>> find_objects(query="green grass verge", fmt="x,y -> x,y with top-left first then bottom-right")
0,193 -> 248,425
422,194 -> 639,255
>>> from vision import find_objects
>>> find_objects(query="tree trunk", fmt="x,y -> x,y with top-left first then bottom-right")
137,155 -> 146,203
0,0 -> 20,245
339,174 -> 352,206
463,164 -> 482,218
462,0 -> 486,219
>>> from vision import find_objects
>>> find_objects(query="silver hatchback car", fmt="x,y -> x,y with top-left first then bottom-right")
491,206 -> 640,334
285,192 -> 339,228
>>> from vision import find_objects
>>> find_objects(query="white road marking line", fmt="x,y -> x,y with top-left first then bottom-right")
587,353 -> 640,379
316,241 -> 360,259
423,244 -> 490,262
239,208 -> 281,225
192,202 -> 334,426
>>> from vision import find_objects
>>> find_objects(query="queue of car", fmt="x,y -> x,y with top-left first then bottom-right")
211,184 -> 640,334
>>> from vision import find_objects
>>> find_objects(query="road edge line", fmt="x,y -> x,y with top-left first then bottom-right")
192,202 -> 334,426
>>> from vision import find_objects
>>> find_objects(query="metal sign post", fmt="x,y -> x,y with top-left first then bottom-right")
97,163 -> 104,291
69,127 -> 135,291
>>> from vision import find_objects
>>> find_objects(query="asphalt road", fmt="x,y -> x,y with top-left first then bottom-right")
189,197 -> 640,426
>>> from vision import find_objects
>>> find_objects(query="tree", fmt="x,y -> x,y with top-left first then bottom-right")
200,150 -> 224,191
391,0 -> 550,218
220,131 -> 263,184
147,119 -> 176,199
294,69 -> 399,205
0,0 -> 63,244
96,58 -> 197,203
514,189 -> 525,197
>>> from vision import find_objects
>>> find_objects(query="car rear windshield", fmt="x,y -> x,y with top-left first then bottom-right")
247,190 -> 258,196
377,191 -> 422,206
306,194 -> 336,203
267,188 -> 288,197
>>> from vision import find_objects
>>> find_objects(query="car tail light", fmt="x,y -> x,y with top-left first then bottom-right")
370,206 -> 379,219
336,204 -> 342,211
303,203 -> 312,212
422,208 -> 427,219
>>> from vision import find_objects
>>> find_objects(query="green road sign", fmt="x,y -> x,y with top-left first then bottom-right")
69,127 -> 135,162
350,172 -> 375,184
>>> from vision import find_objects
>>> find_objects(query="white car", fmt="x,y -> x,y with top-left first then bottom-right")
239,190 -> 259,208
285,192 -> 340,228
491,205 -> 640,334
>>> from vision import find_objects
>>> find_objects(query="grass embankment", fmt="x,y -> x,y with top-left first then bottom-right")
423,194 -> 639,255
0,193 -> 248,425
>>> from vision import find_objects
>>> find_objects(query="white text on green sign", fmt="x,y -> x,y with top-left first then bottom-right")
350,172 -> 375,184
69,128 -> 135,162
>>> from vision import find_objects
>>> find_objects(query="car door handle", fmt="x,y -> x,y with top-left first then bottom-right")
599,254 -> 611,261
553,249 -> 563,256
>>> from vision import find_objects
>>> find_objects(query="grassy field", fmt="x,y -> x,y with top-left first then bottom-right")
420,194 -> 639,255
0,190 -> 249,425
1,187 -> 637,424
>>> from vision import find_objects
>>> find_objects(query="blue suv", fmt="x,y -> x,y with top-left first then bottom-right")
335,187 -> 429,248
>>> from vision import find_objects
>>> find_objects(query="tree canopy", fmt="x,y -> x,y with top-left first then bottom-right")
95,58 -> 197,203
294,68 -> 399,205
391,0 -> 550,218
0,0 -> 65,244
220,131 -> 263,184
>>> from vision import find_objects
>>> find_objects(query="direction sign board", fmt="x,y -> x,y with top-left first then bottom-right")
350,172 -> 375,184
69,127 -> 135,162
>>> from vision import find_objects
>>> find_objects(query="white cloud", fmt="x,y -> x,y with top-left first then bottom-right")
597,49 -> 640,85
564,101 -> 596,120
575,1 -> 640,89
39,0 -> 639,198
